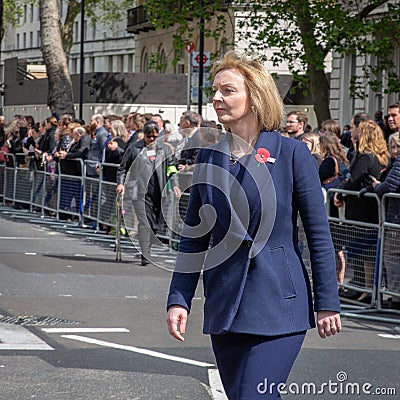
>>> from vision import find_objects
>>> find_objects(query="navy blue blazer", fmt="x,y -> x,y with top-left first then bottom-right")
167,130 -> 341,336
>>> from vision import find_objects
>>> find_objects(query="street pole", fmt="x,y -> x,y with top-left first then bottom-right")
79,0 -> 85,121
198,0 -> 204,117
187,52 -> 192,111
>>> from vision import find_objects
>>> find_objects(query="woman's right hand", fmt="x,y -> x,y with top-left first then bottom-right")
333,193 -> 343,208
116,184 -> 124,195
167,305 -> 188,342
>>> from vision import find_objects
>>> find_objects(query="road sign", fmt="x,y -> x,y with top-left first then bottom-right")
192,52 -> 210,68
185,41 -> 195,53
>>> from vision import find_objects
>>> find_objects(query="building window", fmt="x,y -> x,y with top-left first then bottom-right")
30,31 -> 33,48
72,58 -> 77,74
74,21 -> 79,42
23,33 -> 27,49
30,3 -> 34,22
142,51 -> 149,73
23,5 -> 27,23
37,30 -> 40,47
128,54 -> 133,73
176,64 -> 184,74
84,20 -> 87,41
159,48 -> 166,73
89,57 -> 95,72
16,34 -> 20,50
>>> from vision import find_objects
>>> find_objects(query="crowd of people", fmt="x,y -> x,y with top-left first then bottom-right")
1,67 -> 400,399
0,100 -> 399,302
291,106 -> 400,309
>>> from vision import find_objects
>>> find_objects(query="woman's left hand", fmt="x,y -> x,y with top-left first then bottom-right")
173,186 -> 181,198
317,310 -> 341,338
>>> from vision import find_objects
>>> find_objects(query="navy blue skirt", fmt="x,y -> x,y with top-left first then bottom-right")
211,331 -> 305,400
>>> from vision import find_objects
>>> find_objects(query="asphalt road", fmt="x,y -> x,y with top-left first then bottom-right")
0,206 -> 399,400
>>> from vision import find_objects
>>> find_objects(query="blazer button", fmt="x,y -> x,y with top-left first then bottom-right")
246,240 -> 252,248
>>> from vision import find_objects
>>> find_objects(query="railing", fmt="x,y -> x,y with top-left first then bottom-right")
1,152 -> 400,323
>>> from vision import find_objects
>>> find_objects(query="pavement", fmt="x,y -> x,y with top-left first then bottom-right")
0,205 -> 399,399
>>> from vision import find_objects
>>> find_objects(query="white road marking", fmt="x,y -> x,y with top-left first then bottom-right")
62,335 -> 215,367
0,322 -> 53,350
25,252 -> 37,255
42,328 -> 129,333
378,333 -> 400,339
208,368 -> 228,400
0,237 -> 58,240
58,294 -> 72,297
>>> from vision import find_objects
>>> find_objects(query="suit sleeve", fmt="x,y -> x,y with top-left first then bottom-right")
374,157 -> 400,196
293,142 -> 341,312
116,144 -> 139,185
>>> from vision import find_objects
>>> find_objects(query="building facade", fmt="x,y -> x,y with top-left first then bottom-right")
1,1 -> 136,76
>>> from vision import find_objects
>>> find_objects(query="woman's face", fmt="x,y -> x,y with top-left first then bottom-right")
301,138 -> 313,152
144,129 -> 158,146
390,140 -> 400,158
212,68 -> 251,129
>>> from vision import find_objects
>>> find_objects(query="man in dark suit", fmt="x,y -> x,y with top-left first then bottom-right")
176,111 -> 203,171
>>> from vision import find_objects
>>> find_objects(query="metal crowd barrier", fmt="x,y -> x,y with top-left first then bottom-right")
325,188 -> 400,323
377,193 -> 400,316
1,155 -> 400,323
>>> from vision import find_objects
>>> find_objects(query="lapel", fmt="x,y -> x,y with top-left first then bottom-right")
246,130 -> 281,216
201,131 -> 281,243
247,131 -> 280,257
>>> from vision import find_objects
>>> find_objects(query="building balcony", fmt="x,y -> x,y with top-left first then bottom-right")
127,5 -> 154,34
127,1 -> 233,34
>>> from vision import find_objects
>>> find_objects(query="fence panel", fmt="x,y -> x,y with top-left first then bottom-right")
326,189 -> 382,307
3,153 -> 16,204
0,157 -> 5,202
58,159 -> 84,222
3,157 -> 400,322
377,192 -> 400,314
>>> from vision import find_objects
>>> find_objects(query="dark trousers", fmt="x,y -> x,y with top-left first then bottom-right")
211,331 -> 305,400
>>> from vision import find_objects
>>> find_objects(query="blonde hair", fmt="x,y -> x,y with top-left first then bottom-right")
211,51 -> 283,131
358,120 -> 389,166
388,132 -> 400,153
111,120 -> 129,141
301,132 -> 321,156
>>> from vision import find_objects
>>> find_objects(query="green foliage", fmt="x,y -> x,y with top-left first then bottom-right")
236,0 -> 400,98
146,0 -> 232,63
83,0 -> 134,29
3,0 -> 29,29
148,52 -> 168,72
144,0 -> 400,101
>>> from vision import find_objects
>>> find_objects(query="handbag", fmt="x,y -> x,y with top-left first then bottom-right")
322,157 -> 339,185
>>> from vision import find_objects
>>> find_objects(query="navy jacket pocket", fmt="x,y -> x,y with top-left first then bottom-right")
270,246 -> 296,299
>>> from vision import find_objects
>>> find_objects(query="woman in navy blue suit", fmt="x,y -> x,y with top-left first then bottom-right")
167,51 -> 341,399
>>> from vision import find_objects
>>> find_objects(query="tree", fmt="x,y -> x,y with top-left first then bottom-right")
146,0 -> 400,126
37,0 -> 132,116
61,0 -> 133,62
39,0 -> 75,116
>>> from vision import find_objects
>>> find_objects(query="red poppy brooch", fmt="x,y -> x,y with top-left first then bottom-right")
255,148 -> 276,166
